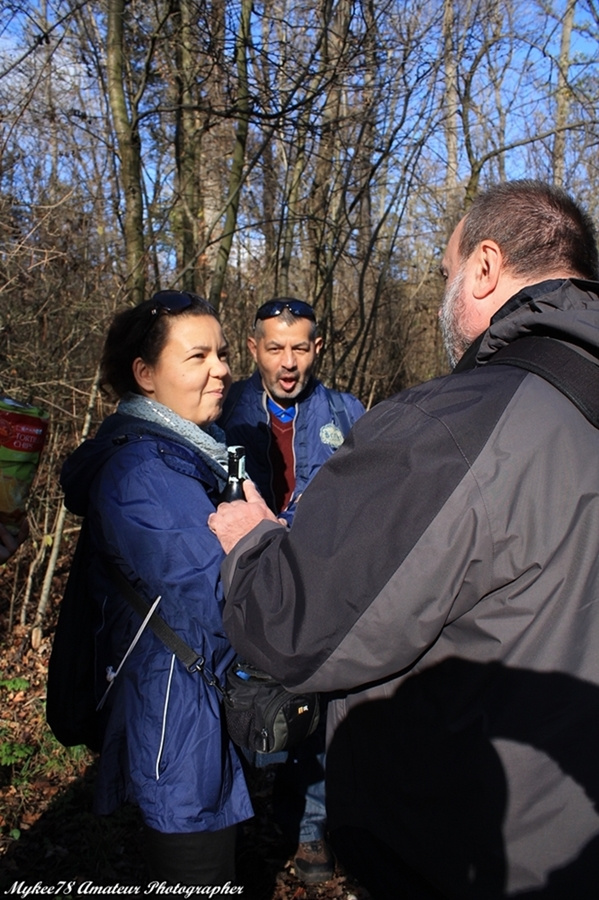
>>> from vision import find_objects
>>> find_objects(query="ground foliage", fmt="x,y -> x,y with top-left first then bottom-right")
0,554 -> 371,900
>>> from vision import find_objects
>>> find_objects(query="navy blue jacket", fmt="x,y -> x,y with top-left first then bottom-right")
60,413 -> 252,834
219,371 -> 365,519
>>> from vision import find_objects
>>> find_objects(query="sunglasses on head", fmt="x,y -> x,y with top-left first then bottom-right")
253,299 -> 316,326
140,290 -> 216,345
149,290 -> 215,316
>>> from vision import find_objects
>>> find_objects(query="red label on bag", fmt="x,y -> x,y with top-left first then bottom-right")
0,396 -> 49,531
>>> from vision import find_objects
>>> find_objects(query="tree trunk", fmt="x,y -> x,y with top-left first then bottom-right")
106,0 -> 146,304
173,0 -> 201,292
209,0 -> 252,309
442,0 -> 462,230
553,0 -> 576,187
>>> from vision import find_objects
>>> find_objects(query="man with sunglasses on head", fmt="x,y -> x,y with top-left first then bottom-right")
219,297 -> 364,884
221,298 -> 364,524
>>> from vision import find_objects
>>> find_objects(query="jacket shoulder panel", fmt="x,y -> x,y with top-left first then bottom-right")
224,365 -> 530,687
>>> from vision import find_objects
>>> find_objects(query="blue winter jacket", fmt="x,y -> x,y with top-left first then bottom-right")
219,372 -> 365,519
60,413 -> 253,834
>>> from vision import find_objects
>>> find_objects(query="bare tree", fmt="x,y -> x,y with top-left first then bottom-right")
553,0 -> 577,186
209,0 -> 253,308
106,0 -> 147,303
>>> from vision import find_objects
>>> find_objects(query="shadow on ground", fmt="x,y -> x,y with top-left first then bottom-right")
0,762 -> 365,900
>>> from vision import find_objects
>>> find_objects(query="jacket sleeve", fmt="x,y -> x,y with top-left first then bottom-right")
222,393 -> 496,693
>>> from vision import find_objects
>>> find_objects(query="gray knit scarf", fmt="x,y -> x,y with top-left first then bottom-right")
117,392 -> 228,490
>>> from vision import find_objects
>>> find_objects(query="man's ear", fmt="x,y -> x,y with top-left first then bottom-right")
472,239 -> 502,299
247,334 -> 258,363
314,336 -> 324,356
132,357 -> 155,395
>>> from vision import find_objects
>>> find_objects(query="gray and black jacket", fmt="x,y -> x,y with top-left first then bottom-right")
222,279 -> 599,897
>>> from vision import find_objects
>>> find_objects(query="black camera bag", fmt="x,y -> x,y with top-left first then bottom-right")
223,660 -> 320,754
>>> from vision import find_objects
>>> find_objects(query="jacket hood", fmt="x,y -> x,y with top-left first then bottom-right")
61,412 -> 219,517
476,278 -> 599,365
61,414 -> 132,516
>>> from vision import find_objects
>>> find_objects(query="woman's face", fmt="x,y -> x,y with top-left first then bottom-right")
133,314 -> 232,427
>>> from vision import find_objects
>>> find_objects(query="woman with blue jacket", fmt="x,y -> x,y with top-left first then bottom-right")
60,291 -> 252,884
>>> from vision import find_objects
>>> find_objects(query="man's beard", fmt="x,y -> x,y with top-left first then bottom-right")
439,267 -> 470,368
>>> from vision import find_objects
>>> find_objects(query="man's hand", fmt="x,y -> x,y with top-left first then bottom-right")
208,480 -> 281,553
0,518 -> 29,565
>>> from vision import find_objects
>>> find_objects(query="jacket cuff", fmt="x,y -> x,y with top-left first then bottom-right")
221,520 -> 285,591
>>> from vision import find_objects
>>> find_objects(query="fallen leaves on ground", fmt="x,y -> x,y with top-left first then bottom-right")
0,592 -> 370,900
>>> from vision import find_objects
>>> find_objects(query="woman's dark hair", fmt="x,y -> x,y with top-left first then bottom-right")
101,291 -> 219,399
459,180 -> 599,281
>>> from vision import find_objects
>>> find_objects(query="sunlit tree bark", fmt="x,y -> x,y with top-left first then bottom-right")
209,0 -> 252,308
442,0 -> 461,230
172,0 -> 202,293
106,0 -> 146,303
553,0 -> 576,186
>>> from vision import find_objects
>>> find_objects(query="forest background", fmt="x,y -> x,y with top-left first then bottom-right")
3,0 -> 598,636
0,0 -> 598,887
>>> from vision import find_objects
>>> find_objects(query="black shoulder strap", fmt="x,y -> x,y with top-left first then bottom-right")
488,336 -> 599,429
106,561 -> 225,694
325,387 -> 353,437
